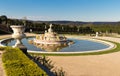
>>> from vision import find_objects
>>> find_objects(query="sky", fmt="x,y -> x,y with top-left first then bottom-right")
0,0 -> 120,21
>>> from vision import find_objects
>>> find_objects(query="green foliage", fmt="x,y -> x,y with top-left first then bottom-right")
0,18 -> 1,24
2,47 -> 47,76
1,15 -> 120,34
0,15 -> 7,24
91,24 -> 120,33
0,47 -> 6,51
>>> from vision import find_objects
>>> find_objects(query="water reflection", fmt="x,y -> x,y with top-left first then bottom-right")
35,44 -> 68,52
1,38 -> 14,46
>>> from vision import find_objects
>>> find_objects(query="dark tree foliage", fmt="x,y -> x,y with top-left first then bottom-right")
0,15 -> 7,24
1,15 -> 120,34
0,18 -> 2,24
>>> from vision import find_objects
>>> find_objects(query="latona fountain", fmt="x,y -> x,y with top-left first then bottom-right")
34,24 -> 73,45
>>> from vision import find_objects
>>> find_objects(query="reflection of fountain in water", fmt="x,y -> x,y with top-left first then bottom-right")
1,39 -> 13,46
35,44 -> 68,52
29,40 -> 70,52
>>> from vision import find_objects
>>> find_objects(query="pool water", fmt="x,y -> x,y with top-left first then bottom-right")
2,37 -> 109,52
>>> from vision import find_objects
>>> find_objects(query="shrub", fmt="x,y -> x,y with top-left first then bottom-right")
0,47 -> 6,51
2,47 -> 47,76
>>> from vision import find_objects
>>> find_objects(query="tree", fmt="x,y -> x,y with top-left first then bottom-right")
0,18 -> 2,24
0,15 -> 7,24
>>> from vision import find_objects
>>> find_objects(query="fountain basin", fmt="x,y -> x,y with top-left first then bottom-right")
0,37 -> 115,54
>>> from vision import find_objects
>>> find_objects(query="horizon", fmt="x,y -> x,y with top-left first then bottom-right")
8,17 -> 120,22
0,0 -> 120,22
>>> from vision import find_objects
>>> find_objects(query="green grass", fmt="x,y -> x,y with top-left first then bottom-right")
2,47 -> 47,76
29,40 -> 120,56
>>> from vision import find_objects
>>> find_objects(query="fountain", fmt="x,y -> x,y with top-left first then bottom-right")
33,24 -> 73,45
10,25 -> 27,53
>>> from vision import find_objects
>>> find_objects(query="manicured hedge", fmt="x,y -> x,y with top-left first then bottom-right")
2,47 -> 47,76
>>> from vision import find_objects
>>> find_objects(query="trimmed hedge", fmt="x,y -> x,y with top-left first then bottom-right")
2,47 -> 47,76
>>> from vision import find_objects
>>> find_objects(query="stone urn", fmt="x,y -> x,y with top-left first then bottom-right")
10,25 -> 27,53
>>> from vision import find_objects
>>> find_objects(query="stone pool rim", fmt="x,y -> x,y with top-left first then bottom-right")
0,37 -> 116,54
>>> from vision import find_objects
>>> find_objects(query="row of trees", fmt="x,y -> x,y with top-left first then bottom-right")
0,15 -> 94,34
90,23 -> 120,34
1,15 -> 120,34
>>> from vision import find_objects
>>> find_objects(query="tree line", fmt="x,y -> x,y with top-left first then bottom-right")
0,15 -> 120,34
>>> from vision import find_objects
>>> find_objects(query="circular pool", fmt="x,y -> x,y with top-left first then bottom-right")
0,37 -> 114,53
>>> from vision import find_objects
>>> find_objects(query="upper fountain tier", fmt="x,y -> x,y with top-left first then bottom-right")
48,24 -> 53,33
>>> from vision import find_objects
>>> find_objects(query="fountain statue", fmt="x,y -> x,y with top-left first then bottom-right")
10,25 -> 27,53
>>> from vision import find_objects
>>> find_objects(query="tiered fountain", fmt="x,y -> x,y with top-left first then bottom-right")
34,24 -> 72,45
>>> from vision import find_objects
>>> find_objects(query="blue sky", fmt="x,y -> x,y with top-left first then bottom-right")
0,0 -> 120,21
